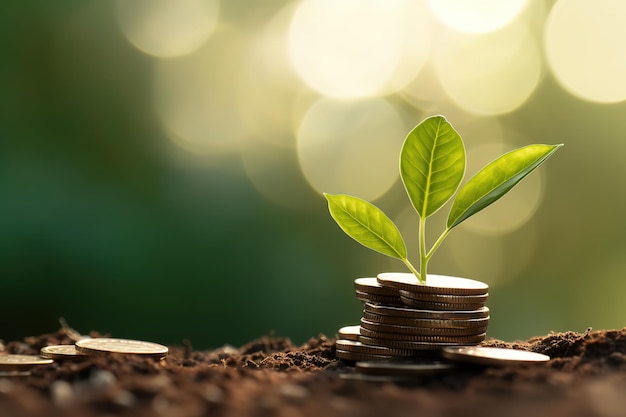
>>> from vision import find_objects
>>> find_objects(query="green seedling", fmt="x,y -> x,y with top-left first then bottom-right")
324,115 -> 562,284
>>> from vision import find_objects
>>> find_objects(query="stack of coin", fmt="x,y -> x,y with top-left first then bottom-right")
335,272 -> 490,361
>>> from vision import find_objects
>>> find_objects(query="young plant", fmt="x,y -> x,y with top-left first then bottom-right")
324,115 -> 562,284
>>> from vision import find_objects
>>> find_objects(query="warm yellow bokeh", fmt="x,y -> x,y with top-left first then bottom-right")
152,28 -> 248,154
296,98 -> 406,201
116,0 -> 219,58
428,0 -> 528,33
288,0 -> 432,99
433,22 -> 542,115
545,0 -> 626,103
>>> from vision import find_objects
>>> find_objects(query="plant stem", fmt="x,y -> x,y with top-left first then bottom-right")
426,228 -> 451,262
419,217 -> 428,283
402,258 -> 421,282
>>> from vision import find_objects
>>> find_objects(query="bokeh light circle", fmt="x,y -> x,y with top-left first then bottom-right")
428,0 -> 528,34
153,28 -> 247,154
116,0 -> 219,58
297,98 -> 405,201
288,0 -> 432,98
545,0 -> 626,103
433,22 -> 542,115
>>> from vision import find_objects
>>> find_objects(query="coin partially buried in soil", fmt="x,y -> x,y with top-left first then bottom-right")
0,355 -> 54,371
442,346 -> 550,366
75,338 -> 169,358
356,360 -> 456,376
336,339 -> 418,357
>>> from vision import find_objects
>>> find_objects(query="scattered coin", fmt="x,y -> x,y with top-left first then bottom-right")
337,325 -> 361,341
442,346 -> 550,366
359,327 -> 486,343
399,297 -> 486,311
0,355 -> 54,371
41,345 -> 89,361
359,335 -> 472,351
377,273 -> 488,296
75,338 -> 169,358
356,290 -> 402,305
356,360 -> 456,376
359,320 -> 486,337
361,314 -> 490,330
335,349 -> 396,362
364,302 -> 490,320
398,290 -> 488,305
354,278 -> 400,296
336,339 -> 417,357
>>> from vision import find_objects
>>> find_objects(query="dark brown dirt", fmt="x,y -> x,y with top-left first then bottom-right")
3,327 -> 626,417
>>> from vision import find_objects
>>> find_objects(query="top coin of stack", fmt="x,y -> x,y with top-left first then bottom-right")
335,273 -> 490,362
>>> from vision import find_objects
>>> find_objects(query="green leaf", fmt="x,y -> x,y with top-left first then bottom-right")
447,144 -> 563,229
400,115 -> 465,219
324,193 -> 407,260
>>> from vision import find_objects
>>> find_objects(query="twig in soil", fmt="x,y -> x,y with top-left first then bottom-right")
58,317 -> 86,342
183,339 -> 193,360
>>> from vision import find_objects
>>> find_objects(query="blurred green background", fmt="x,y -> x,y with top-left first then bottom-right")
3,0 -> 626,349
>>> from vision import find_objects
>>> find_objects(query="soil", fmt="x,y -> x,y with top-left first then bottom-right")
2,327 -> 626,417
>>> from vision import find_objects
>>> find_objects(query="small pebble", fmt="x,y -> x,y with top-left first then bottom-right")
278,383 -> 309,401
50,380 -> 74,407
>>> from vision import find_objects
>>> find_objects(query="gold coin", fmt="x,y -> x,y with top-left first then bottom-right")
364,302 -> 490,320
442,346 -> 550,366
398,290 -> 488,304
361,314 -> 490,330
335,349 -> 396,362
360,321 -> 488,337
399,296 -> 485,311
354,278 -> 400,296
355,291 -> 402,305
356,360 -> 456,376
359,335 -> 471,351
41,345 -> 89,361
359,327 -> 486,344
0,355 -> 54,371
337,325 -> 361,341
336,339 -> 417,357
75,338 -> 168,358
377,273 -> 488,296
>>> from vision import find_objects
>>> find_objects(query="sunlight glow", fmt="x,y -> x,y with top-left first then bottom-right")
296,98 -> 405,200
116,0 -> 219,58
237,3 -> 313,149
428,0 -> 528,33
288,0 -> 432,98
433,22 -> 542,115
242,143 -> 317,210
153,28 -> 247,154
545,0 -> 626,103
